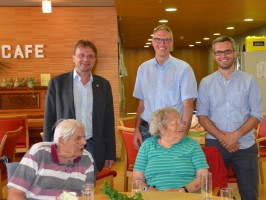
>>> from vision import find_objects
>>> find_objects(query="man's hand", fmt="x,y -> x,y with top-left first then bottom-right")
226,142 -> 240,153
133,130 -> 143,150
219,132 -> 239,149
104,160 -> 115,169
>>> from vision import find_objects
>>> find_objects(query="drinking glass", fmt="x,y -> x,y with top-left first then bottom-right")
82,183 -> 94,200
200,172 -> 212,200
220,188 -> 233,200
131,180 -> 142,196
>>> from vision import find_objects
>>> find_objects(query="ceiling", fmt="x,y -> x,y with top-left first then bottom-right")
1,0 -> 266,49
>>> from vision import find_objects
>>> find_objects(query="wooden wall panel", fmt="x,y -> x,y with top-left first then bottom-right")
123,48 -> 209,114
0,7 -> 121,158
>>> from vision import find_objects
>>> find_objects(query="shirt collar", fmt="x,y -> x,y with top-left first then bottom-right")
153,55 -> 172,71
51,144 -> 81,164
73,69 -> 93,82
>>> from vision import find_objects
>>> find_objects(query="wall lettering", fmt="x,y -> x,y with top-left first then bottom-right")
1,44 -> 44,58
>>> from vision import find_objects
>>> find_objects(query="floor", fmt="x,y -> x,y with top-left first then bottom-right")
2,158 -> 266,199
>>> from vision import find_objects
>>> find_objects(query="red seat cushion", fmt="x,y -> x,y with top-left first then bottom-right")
96,169 -> 117,180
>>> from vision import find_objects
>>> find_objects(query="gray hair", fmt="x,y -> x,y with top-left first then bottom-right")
53,119 -> 84,144
212,36 -> 236,51
149,107 -> 180,136
153,24 -> 173,39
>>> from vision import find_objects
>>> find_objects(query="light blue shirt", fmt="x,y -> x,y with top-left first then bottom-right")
73,69 -> 93,139
133,55 -> 197,122
197,69 -> 262,149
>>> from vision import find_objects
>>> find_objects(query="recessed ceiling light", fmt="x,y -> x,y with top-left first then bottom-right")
244,18 -> 254,22
179,36 -> 184,40
213,33 -> 220,36
226,27 -> 235,30
203,38 -> 210,40
146,42 -> 151,45
165,8 -> 177,12
159,19 -> 168,23
144,46 -> 149,48
195,41 -> 201,44
148,38 -> 152,41
189,44 -> 194,47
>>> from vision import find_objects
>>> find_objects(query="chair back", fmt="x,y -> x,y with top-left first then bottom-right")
202,146 -> 228,189
0,126 -> 23,196
119,116 -> 136,129
117,126 -> 138,170
0,115 -> 29,153
257,117 -> 266,146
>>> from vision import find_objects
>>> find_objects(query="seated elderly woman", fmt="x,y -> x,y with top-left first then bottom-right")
133,107 -> 209,193
7,119 -> 94,199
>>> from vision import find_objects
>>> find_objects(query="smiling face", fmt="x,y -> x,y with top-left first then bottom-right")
213,41 -> 238,70
152,29 -> 173,60
60,127 -> 87,159
73,46 -> 97,74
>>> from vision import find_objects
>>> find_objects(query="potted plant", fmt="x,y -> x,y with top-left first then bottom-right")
27,77 -> 36,88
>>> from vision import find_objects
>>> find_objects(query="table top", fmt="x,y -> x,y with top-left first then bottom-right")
93,191 -> 222,200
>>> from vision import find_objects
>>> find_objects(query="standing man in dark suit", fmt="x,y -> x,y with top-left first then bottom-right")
43,39 -> 116,173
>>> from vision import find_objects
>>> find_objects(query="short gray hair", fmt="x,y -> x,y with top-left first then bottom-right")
153,24 -> 173,39
212,36 -> 236,51
53,119 -> 84,144
149,107 -> 180,136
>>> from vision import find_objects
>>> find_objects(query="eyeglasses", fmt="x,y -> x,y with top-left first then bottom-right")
76,54 -> 96,59
213,49 -> 235,56
153,38 -> 172,44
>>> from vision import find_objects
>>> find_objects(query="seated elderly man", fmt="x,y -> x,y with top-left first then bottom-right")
133,107 -> 209,193
8,119 -> 94,199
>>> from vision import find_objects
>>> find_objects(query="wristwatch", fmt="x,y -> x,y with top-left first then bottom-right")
182,186 -> 189,193
143,186 -> 149,192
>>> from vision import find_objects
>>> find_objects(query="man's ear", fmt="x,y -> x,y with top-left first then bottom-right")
58,136 -> 64,144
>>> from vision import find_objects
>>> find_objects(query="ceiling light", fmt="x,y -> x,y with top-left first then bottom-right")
195,41 -> 202,44
146,42 -> 151,45
203,38 -> 210,40
148,38 -> 153,41
213,33 -> 220,36
226,27 -> 235,30
179,36 -> 184,40
42,0 -> 52,13
189,44 -> 194,47
165,8 -> 177,12
244,18 -> 254,22
144,46 -> 149,48
159,19 -> 168,23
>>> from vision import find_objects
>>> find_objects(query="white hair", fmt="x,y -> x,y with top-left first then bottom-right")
53,119 -> 84,144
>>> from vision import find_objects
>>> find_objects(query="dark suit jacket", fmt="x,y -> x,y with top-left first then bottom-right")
43,71 -> 116,170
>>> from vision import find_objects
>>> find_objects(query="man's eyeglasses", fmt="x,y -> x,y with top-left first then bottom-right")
213,49 -> 235,56
76,54 -> 96,59
153,38 -> 172,44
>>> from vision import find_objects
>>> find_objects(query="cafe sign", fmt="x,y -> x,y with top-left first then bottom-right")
1,44 -> 44,59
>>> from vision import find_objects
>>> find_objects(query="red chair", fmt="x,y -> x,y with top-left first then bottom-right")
96,168 -> 117,188
202,146 -> 228,195
0,115 -> 29,154
117,126 -> 138,192
256,116 -> 266,184
119,116 -> 136,129
0,127 -> 23,199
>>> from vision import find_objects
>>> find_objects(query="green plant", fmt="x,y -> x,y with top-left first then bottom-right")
100,182 -> 143,200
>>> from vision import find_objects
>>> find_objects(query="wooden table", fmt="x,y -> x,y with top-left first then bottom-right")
93,191 -> 222,200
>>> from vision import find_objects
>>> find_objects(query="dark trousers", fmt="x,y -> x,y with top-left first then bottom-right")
206,139 -> 258,200
140,120 -> 151,142
86,138 -> 98,184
